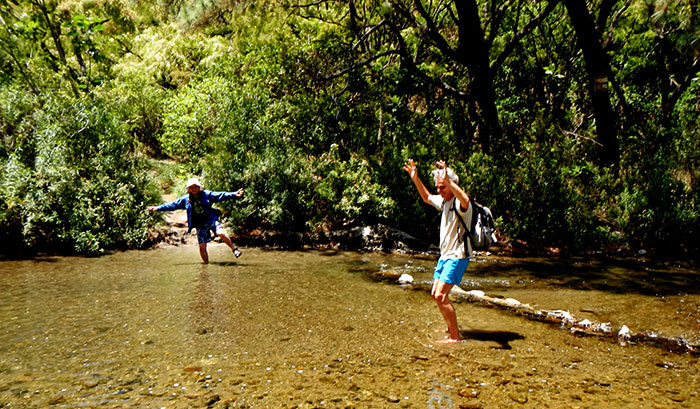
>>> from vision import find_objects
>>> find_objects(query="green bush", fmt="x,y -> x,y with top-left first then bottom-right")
311,144 -> 396,230
1,95 -> 159,255
493,129 -> 620,251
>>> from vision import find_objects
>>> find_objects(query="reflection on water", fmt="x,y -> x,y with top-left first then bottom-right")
0,246 -> 698,408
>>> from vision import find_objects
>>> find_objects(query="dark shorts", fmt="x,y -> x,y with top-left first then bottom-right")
433,258 -> 470,285
196,220 -> 224,244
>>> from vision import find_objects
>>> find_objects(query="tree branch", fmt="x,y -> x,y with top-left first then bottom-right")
351,19 -> 387,52
491,0 -> 560,74
409,0 -> 458,60
324,49 -> 399,81
114,37 -> 143,61
0,14 -> 40,96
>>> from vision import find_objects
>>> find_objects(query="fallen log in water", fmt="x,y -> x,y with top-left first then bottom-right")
373,270 -> 699,356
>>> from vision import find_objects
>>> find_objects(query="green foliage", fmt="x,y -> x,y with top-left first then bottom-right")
0,95 -> 159,255
216,145 -> 317,232
0,0 -> 140,97
1,0 -> 699,259
100,75 -> 167,157
491,125 -> 620,250
160,76 -> 234,160
311,145 -> 396,230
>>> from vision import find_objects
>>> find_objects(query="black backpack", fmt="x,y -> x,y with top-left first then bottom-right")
452,199 -> 497,251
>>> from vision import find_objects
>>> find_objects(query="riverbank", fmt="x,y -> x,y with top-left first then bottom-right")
146,214 -> 698,269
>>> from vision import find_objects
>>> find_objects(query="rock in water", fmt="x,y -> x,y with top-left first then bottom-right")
398,273 -> 414,284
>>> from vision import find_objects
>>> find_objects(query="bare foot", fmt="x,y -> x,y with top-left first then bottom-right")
435,338 -> 464,344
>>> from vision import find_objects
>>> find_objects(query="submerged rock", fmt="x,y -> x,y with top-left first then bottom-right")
618,325 -> 631,346
458,387 -> 479,398
398,273 -> 414,284
508,393 -> 528,404
502,298 -> 521,307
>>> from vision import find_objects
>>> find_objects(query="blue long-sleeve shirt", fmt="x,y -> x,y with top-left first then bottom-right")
154,190 -> 239,232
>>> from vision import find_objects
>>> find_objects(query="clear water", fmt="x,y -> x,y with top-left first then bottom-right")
0,246 -> 698,408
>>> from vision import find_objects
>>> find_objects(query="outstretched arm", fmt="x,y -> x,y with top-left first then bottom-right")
435,160 -> 470,211
208,189 -> 244,203
147,196 -> 187,212
403,159 -> 432,204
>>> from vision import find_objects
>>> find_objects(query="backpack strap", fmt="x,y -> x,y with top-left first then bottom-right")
450,198 -> 470,242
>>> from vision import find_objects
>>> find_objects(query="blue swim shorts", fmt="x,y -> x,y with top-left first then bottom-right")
196,220 -> 224,244
433,258 -> 470,285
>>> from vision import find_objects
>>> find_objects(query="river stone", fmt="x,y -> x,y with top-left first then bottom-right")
229,377 -> 245,386
14,375 -> 33,383
398,273 -> 414,284
458,387 -> 479,398
508,393 -> 528,403
393,369 -> 408,378
48,396 -> 66,405
147,389 -> 167,397
82,380 -> 99,389
665,391 -> 687,403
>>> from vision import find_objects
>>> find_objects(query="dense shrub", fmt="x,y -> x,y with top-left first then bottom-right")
1,0 -> 698,260
311,144 -> 396,230
0,96 -> 159,255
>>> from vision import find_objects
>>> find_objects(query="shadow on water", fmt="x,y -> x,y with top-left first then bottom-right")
461,329 -> 525,350
469,255 -> 700,296
171,261 -> 244,267
209,261 -> 243,267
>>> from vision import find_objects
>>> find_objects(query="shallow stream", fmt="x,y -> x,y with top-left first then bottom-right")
0,246 -> 698,408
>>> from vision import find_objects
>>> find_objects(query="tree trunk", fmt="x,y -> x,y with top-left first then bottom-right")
562,0 -> 620,170
454,0 -> 505,154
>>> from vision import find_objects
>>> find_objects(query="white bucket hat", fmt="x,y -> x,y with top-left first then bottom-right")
186,177 -> 203,189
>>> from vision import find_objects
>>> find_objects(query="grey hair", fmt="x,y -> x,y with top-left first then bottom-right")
431,167 -> 459,185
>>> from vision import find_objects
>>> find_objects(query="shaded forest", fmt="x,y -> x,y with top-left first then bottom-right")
0,0 -> 698,259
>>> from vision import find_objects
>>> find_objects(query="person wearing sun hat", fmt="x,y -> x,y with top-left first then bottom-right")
148,177 -> 244,263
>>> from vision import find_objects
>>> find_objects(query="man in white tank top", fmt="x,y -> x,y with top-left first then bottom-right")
404,159 -> 472,343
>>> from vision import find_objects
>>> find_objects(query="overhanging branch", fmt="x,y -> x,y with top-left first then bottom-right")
324,49 -> 399,81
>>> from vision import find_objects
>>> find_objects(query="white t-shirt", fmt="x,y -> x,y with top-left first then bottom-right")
428,195 -> 473,259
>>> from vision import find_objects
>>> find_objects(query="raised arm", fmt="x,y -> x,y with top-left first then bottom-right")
403,159 -> 432,204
